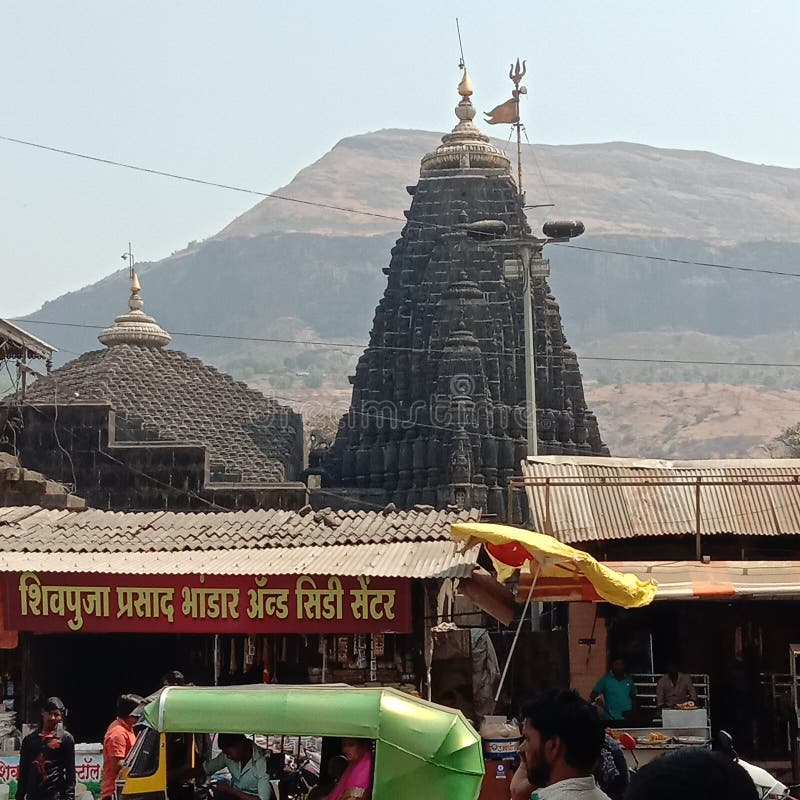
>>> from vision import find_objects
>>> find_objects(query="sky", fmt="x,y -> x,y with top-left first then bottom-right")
1,0 -> 799,317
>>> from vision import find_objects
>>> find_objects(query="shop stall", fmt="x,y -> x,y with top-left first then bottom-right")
610,686 -> 711,768
0,504 -> 482,798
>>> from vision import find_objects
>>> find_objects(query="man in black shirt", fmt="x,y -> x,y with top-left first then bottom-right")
17,697 -> 75,800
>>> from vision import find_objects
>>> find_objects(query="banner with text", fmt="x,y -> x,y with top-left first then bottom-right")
3,573 -> 411,634
0,751 -> 102,799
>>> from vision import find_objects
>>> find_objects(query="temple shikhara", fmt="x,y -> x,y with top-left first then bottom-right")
315,71 -> 608,515
0,274 -> 305,511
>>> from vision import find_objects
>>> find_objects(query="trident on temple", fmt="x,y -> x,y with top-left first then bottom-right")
509,59 -> 527,199
485,58 -> 528,199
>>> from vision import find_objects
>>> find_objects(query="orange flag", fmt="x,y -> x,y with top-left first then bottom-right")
484,97 -> 519,125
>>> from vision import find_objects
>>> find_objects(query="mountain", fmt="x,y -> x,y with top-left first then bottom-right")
218,130 -> 800,244
585,382 -> 800,459
15,130 -> 800,458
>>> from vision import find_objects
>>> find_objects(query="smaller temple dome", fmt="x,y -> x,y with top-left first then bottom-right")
420,70 -> 511,174
98,272 -> 171,349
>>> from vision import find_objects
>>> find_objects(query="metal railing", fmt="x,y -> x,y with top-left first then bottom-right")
632,673 -> 711,722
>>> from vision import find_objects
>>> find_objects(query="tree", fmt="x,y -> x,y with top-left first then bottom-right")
776,423 -> 800,457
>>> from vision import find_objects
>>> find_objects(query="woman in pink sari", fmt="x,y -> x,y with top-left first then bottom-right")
326,739 -> 372,800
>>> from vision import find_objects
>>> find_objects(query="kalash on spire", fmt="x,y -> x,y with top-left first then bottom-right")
313,67 -> 608,516
98,270 -> 171,349
419,69 -> 511,173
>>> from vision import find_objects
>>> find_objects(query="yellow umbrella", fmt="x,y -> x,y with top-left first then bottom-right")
452,522 -> 657,702
451,522 -> 657,609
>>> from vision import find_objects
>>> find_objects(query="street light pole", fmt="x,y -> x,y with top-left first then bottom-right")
519,243 -> 538,457
472,220 -> 583,460
490,235 -> 549,458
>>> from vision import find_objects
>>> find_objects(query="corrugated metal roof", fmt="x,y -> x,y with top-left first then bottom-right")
518,559 -> 800,601
520,456 -> 800,544
0,540 -> 478,578
0,318 -> 55,360
0,505 -> 482,552
611,560 -> 800,600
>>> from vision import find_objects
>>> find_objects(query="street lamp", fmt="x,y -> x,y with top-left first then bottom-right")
490,221 -> 585,456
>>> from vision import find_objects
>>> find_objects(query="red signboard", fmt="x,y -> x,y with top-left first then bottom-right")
3,572 -> 411,634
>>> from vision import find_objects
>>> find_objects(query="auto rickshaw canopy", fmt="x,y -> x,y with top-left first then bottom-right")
140,684 -> 484,800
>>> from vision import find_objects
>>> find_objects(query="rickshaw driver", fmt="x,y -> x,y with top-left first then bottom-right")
201,734 -> 273,800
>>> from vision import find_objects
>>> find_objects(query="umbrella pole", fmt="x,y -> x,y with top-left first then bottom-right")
494,563 -> 541,703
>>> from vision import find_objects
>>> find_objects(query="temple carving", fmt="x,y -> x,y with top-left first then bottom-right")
315,72 -> 608,515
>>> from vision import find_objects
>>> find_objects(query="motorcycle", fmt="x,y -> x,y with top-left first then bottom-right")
619,730 -> 795,799
715,731 -> 796,800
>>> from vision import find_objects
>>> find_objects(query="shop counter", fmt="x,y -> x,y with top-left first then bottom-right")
613,726 -> 710,769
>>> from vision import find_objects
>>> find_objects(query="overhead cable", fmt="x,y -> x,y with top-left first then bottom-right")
2,133 -> 798,279
11,316 -> 800,370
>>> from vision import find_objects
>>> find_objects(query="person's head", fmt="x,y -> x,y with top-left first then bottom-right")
341,738 -> 371,763
665,659 -> 679,679
610,657 -> 626,678
626,747 -> 758,800
519,690 -> 605,787
41,697 -> 66,733
116,694 -> 144,724
218,733 -> 251,762
162,670 -> 187,687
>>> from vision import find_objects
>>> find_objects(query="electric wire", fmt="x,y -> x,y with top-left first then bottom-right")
552,242 -> 800,279
6,331 -> 800,518
4,135 -> 800,495
2,132 -> 799,279
11,316 -> 800,370
520,123 -> 555,208
2,336 -> 385,511
0,134 -> 404,225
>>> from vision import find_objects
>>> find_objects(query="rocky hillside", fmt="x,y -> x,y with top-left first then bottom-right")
15,130 -> 800,457
218,130 -> 800,245
586,382 -> 800,459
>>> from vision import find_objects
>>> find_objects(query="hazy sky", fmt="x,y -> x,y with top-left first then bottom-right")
2,0 -> 798,317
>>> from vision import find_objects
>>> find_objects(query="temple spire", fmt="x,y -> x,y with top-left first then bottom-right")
98,269 -> 171,349
420,69 -> 510,174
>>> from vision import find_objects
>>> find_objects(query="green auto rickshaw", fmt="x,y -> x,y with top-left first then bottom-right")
119,685 -> 484,800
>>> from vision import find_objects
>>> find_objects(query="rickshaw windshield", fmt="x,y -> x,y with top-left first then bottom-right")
126,727 -> 160,777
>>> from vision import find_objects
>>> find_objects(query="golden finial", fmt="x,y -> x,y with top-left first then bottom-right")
458,69 -> 474,98
99,263 -> 171,349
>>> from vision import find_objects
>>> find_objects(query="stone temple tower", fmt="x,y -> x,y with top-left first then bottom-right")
316,72 -> 608,515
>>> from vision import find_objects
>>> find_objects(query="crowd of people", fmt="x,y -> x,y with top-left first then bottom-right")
14,664 -> 760,800
15,669 -> 370,800
510,689 -> 759,800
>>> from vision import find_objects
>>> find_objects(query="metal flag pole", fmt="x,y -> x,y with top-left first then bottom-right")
121,243 -> 134,281
485,61 -> 584,462
510,59 -> 527,202
507,60 -> 538,457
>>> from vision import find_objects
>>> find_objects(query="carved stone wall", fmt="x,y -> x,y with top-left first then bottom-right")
318,168 -> 608,516
0,404 -> 305,511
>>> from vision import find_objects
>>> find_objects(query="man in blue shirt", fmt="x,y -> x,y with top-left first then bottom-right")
590,658 -> 637,724
203,734 -> 272,800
